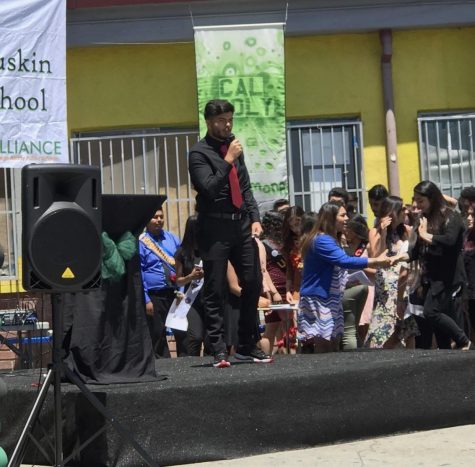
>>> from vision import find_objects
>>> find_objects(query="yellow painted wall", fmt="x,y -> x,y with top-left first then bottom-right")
67,33 -> 390,209
285,32 -> 388,210
4,27 -> 474,290
66,28 -> 475,205
67,43 -> 198,131
393,27 -> 475,201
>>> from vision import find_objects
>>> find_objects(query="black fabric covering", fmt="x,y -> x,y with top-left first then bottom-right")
101,194 -> 166,237
59,254 -> 157,384
1,351 -> 475,466
59,194 -> 167,384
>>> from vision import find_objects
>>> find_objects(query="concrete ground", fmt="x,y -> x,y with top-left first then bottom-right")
17,425 -> 475,466
176,424 -> 475,467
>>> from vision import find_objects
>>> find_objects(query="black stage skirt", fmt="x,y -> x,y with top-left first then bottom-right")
58,254 -> 157,384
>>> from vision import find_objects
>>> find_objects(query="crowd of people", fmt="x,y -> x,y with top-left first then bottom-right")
140,182 -> 475,361
139,98 -> 475,367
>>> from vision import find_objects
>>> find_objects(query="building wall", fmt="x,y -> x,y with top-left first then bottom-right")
3,26 -> 474,291
393,27 -> 475,199
66,27 -> 475,204
67,43 -> 198,130
285,32 -> 388,203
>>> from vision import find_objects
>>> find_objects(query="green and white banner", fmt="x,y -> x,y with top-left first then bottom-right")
194,24 -> 287,206
0,0 -> 67,168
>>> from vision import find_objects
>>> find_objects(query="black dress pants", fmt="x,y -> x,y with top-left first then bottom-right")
198,215 -> 262,355
423,284 -> 468,348
186,297 -> 212,356
147,290 -> 188,358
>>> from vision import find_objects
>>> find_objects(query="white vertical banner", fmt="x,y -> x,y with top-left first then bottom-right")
0,0 -> 67,168
194,24 -> 288,206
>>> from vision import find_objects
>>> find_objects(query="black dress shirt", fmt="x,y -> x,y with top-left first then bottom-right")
409,209 -> 466,295
188,133 -> 260,223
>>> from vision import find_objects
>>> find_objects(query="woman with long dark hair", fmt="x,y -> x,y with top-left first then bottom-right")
298,202 -> 391,353
258,210 -> 287,354
365,196 -> 419,348
282,205 -> 305,305
174,215 -> 209,356
392,181 -> 471,349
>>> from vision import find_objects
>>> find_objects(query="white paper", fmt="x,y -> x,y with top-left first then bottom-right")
346,270 -> 372,286
165,309 -> 189,332
166,276 -> 204,331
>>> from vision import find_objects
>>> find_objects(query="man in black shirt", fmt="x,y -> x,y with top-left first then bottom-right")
188,99 -> 272,367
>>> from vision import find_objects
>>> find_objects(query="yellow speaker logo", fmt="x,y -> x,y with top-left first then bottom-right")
62,267 -> 75,279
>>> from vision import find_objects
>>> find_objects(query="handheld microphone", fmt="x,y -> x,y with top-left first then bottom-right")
225,133 -> 235,146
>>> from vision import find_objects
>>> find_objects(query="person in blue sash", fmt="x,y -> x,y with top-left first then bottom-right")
140,207 -> 186,357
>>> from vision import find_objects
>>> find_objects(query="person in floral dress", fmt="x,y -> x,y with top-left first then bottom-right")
365,196 -> 419,348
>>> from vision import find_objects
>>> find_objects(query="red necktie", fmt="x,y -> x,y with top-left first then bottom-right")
220,144 -> 243,209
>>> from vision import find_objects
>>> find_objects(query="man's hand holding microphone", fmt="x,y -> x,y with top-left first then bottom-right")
223,136 -> 243,165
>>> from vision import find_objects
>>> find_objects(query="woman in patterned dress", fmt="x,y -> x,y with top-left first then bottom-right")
365,196 -> 419,349
298,202 -> 391,353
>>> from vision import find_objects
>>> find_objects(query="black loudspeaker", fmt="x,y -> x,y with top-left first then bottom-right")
22,164 -> 102,292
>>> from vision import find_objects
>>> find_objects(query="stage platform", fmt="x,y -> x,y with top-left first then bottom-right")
1,350 -> 475,466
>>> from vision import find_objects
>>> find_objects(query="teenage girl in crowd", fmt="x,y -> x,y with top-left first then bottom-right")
342,214 -> 373,348
282,205 -> 304,305
392,181 -> 471,350
365,196 -> 419,348
174,215 -> 210,356
258,211 -> 288,355
298,202 -> 391,353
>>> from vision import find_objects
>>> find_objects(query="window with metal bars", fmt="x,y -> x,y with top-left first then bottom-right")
418,112 -> 475,198
70,128 -> 200,239
286,120 -> 366,214
1,121 -> 367,282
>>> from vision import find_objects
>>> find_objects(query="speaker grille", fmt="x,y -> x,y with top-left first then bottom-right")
28,208 -> 101,289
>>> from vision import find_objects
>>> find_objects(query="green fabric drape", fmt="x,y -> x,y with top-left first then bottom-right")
101,231 -> 137,281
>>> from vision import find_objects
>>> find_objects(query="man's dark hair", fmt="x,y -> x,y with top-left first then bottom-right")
204,100 -> 235,120
368,184 -> 389,201
460,186 -> 475,202
328,187 -> 349,205
346,213 -> 369,242
272,198 -> 289,211
300,212 -> 318,235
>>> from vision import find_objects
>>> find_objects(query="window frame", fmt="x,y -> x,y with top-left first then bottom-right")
417,111 -> 475,198
286,119 -> 366,214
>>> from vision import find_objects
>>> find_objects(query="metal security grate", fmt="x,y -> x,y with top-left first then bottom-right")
70,129 -> 200,239
287,120 -> 366,213
418,113 -> 475,198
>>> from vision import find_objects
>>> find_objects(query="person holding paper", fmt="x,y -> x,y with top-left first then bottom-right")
174,215 -> 210,356
298,202 -> 391,353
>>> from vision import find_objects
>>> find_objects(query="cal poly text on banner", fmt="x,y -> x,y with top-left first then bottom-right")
194,24 -> 287,205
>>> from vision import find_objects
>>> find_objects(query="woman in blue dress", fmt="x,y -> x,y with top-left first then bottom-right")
298,202 -> 391,353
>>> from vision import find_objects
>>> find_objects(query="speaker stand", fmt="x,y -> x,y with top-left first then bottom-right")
8,295 -> 158,467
